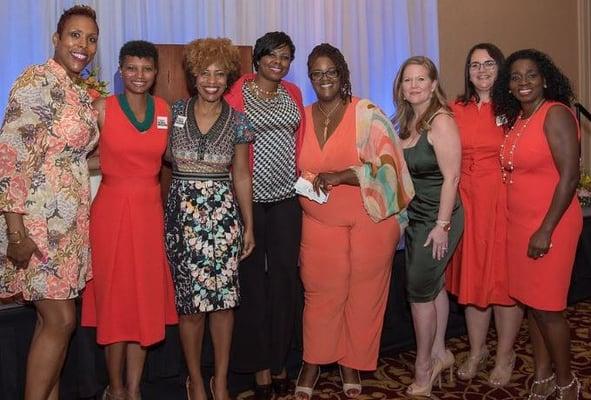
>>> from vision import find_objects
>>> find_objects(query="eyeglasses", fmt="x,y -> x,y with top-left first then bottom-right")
309,69 -> 339,82
468,60 -> 497,71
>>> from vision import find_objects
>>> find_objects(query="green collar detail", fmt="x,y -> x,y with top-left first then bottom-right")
117,94 -> 154,132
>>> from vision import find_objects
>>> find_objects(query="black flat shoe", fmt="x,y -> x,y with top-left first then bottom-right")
254,383 -> 273,400
272,376 -> 290,397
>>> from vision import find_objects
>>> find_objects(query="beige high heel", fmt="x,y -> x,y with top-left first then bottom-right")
457,348 -> 489,380
488,351 -> 516,387
406,359 -> 441,397
339,366 -> 362,398
294,364 -> 320,400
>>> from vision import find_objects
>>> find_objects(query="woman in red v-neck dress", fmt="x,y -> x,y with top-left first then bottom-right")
81,41 -> 177,400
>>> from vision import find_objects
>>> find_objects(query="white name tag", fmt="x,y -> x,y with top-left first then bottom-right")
174,115 -> 187,128
156,116 -> 168,129
496,114 -> 508,126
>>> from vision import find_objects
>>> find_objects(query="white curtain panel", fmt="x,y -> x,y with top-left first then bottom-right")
1,0 -> 438,118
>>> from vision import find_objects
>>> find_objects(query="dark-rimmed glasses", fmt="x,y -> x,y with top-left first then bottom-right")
309,69 -> 339,82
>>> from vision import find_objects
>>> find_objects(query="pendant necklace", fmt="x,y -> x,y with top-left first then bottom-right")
317,100 -> 343,142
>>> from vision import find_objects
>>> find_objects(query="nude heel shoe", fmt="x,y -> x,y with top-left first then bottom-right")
488,351 -> 516,387
294,365 -> 320,400
457,348 -> 489,380
438,349 -> 455,386
407,359 -> 439,397
339,366 -> 362,398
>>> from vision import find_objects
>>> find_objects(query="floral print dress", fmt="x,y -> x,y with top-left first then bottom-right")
0,59 -> 98,300
165,98 -> 253,314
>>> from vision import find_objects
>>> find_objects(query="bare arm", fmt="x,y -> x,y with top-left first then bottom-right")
232,143 -> 255,260
87,97 -> 106,171
528,105 -> 580,259
426,113 -> 461,260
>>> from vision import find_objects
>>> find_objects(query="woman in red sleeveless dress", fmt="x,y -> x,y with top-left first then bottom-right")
493,49 -> 582,400
446,43 -> 523,387
81,41 -> 178,400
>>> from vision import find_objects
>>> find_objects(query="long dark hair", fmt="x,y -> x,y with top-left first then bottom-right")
492,49 -> 574,129
456,43 -> 504,105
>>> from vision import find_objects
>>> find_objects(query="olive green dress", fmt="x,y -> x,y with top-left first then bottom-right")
403,130 -> 464,303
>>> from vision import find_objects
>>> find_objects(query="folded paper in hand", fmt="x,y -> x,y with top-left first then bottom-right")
294,176 -> 329,204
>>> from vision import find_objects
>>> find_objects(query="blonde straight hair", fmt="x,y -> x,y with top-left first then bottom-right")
392,56 -> 450,140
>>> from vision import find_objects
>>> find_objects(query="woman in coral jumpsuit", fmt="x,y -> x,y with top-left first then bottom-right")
294,43 -> 413,400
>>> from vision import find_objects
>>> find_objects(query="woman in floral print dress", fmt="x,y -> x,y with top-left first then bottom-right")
0,6 -> 99,400
164,38 -> 254,400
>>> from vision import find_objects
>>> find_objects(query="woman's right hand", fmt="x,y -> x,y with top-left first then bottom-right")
424,225 -> 449,261
7,237 -> 43,269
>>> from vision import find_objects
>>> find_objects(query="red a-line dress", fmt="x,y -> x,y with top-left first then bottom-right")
82,95 -> 178,345
446,101 -> 514,307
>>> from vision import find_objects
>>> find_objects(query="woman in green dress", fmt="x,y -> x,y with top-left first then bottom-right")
393,56 -> 463,397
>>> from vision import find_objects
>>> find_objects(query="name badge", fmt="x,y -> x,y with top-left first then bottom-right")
156,116 -> 168,130
496,114 -> 508,126
174,115 -> 187,128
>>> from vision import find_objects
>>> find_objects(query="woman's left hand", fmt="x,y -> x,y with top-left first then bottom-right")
312,172 -> 342,195
527,228 -> 552,260
424,225 -> 449,261
240,229 -> 255,260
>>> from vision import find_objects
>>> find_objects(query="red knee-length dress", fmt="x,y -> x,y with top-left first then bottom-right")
501,101 -> 582,311
446,101 -> 513,307
81,95 -> 178,345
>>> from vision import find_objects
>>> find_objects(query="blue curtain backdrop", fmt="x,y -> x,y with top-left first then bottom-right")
0,0 -> 438,120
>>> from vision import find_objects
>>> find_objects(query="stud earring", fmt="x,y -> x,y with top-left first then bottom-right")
543,83 -> 547,88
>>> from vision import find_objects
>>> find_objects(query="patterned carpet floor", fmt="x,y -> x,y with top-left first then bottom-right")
237,301 -> 591,399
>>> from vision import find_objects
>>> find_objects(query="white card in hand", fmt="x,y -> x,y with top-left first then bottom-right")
294,177 -> 329,204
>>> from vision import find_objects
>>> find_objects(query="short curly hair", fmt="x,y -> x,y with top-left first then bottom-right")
307,43 -> 352,102
184,38 -> 241,93
492,49 -> 574,129
57,5 -> 98,37
119,40 -> 158,68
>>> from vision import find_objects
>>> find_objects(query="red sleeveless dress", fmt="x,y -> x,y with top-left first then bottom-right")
81,95 -> 178,345
502,101 -> 582,311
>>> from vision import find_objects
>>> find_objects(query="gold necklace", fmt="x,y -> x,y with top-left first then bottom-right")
499,99 -> 546,184
317,100 -> 343,142
251,80 -> 278,98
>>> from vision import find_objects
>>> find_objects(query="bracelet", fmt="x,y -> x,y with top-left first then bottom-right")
435,220 -> 451,232
7,231 -> 26,245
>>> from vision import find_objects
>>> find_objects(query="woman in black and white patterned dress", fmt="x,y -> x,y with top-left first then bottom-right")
164,38 -> 254,400
225,31 -> 305,399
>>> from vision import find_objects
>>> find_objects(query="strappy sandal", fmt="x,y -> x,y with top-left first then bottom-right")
528,373 -> 556,400
556,373 -> 581,400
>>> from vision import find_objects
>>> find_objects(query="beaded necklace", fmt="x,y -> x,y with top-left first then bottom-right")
250,80 -> 278,99
499,99 -> 545,184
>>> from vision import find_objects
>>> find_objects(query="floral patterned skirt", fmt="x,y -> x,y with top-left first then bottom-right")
165,178 -> 243,314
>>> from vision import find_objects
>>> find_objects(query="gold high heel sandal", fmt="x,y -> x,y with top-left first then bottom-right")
488,351 -> 516,387
528,373 -> 556,400
457,348 -> 489,380
102,386 -> 128,400
556,374 -> 581,400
